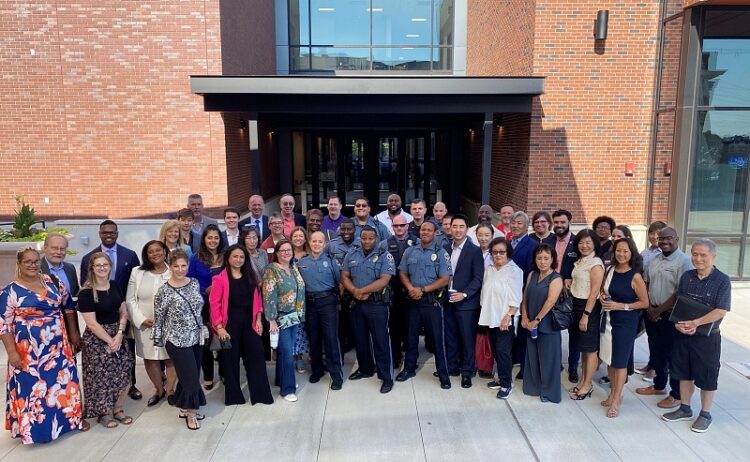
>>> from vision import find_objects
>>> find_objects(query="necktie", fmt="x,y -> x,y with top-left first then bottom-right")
511,239 -> 519,249
107,248 -> 116,280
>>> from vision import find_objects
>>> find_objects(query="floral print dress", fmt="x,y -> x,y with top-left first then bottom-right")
0,276 -> 83,444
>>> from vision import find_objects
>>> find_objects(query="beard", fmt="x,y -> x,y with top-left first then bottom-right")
553,226 -> 569,237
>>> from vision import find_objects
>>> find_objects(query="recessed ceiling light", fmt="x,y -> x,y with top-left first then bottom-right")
406,34 -> 420,38
318,7 -> 335,12
411,17 -> 427,22
367,8 -> 383,12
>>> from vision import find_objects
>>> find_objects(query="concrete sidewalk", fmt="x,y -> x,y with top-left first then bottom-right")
2,287 -> 750,461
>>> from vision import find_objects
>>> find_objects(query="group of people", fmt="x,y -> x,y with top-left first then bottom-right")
0,192 -> 731,443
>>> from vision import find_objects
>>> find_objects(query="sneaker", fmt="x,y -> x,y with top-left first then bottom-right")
486,381 -> 503,390
642,369 -> 656,382
634,365 -> 651,375
662,407 -> 693,422
283,393 -> 298,402
691,414 -> 712,433
497,387 -> 512,400
657,396 -> 681,409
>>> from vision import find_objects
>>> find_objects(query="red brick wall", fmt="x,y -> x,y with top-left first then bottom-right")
527,1 -> 661,225
467,0 -> 536,76
0,1 -> 226,220
490,113 -> 531,212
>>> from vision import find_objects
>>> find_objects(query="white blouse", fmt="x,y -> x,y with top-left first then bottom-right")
570,254 -> 604,299
478,260 -> 524,328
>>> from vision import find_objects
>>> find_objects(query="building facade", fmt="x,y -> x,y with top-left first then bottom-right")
2,0 -> 750,276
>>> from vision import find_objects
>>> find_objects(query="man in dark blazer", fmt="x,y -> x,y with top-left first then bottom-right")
552,209 -> 580,382
510,211 -> 539,379
80,219 -> 142,400
238,194 -> 271,241
443,214 -> 485,388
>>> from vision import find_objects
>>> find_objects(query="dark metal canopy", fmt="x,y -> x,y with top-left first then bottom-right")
190,75 -> 544,115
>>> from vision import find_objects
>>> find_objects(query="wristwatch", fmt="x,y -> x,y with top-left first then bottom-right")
583,310 -> 592,316
534,317 -> 541,322
462,292 -> 467,298
623,304 -> 631,311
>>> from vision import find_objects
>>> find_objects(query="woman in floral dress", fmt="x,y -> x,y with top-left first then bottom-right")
0,247 -> 84,444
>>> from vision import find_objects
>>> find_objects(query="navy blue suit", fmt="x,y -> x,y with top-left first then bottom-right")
443,238 -> 485,377
238,215 -> 270,241
80,244 -> 140,296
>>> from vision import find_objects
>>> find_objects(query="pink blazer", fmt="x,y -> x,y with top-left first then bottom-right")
209,269 -> 263,335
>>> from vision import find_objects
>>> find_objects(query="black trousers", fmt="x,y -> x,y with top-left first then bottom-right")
647,314 -> 681,398
338,295 -> 355,352
489,326 -> 515,389
351,301 -> 393,383
444,305 -> 479,377
389,285 -> 408,364
222,314 -> 273,406
166,342 -> 206,410
404,299 -> 449,378
127,337 -> 137,386
306,294 -> 343,381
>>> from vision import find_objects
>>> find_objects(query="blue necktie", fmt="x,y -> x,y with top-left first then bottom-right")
107,248 -> 116,280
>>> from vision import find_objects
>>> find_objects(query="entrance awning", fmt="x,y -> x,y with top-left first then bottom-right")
190,75 -> 544,115
190,75 -> 545,206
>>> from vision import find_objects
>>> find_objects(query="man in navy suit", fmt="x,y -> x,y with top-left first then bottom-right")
443,214 -> 485,388
80,219 -> 142,400
238,194 -> 271,241
510,211 -> 539,379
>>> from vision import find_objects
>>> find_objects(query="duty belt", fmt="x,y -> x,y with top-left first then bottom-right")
306,289 -> 337,300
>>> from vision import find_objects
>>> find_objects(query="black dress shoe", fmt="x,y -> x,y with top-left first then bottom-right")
167,394 -> 176,406
515,371 -> 524,380
128,386 -> 143,400
433,371 -> 460,378
568,370 -> 579,383
461,376 -> 472,388
396,370 -> 415,382
330,379 -> 343,390
348,370 -> 374,380
309,374 -> 323,384
380,382 -> 393,394
440,378 -> 451,389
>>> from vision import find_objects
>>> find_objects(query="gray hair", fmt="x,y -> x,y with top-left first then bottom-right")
43,232 -> 68,247
691,238 -> 717,255
511,211 -> 529,227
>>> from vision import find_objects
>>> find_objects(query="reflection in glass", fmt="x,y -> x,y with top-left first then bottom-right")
378,137 -> 399,206
343,137 -> 365,205
687,236 -> 740,277
291,46 -> 311,71
687,111 -> 750,233
404,137 -> 425,204
310,0 -> 370,46
311,47 -> 371,71
432,47 -> 452,71
317,136 -> 338,204
434,0 -> 454,45
289,0 -> 310,45
701,38 -> 750,107
372,47 -> 431,71
372,0 -> 432,46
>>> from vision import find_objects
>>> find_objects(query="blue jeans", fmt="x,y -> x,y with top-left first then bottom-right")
276,324 -> 299,396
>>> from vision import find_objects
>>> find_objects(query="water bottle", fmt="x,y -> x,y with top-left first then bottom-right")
270,331 -> 279,349
529,326 -> 538,340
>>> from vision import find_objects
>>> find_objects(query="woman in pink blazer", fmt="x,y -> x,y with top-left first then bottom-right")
210,245 -> 273,405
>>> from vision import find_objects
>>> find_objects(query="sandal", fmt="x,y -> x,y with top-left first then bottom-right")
568,386 -> 579,394
80,419 -> 91,432
113,410 -> 134,425
98,415 -> 118,429
185,414 -> 200,430
179,410 -> 206,420
572,387 -> 594,400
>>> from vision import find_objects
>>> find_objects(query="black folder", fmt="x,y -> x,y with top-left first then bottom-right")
669,295 -> 715,336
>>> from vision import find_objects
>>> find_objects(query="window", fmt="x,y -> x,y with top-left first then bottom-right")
289,0 -> 454,72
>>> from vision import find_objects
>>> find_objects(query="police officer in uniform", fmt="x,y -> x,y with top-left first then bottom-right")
395,221 -> 452,389
325,218 -> 358,352
341,226 -> 396,393
378,215 -> 414,369
298,231 -> 344,390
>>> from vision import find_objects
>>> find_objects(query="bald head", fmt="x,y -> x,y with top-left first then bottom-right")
392,215 -> 409,239
433,201 -> 447,221
478,204 -> 493,223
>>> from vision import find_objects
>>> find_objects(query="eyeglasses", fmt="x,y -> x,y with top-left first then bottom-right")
21,260 -> 41,267
354,204 -> 368,208
491,250 -> 507,256
277,248 -> 293,253
533,220 -> 548,224
269,222 -> 283,226
393,224 -> 408,228
93,263 -> 111,269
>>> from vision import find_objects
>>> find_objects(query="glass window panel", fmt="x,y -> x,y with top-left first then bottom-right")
290,46 -> 311,71
372,47 -> 432,71
310,47 -> 371,70
310,0 -> 370,45
700,10 -> 750,107
318,136 -> 338,204
686,236 -> 740,278
687,111 -> 750,234
289,0 -> 310,45
432,46 -> 452,71
434,0 -> 454,45
372,0 -> 432,46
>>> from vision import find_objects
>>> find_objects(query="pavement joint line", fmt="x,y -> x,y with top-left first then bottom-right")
411,378 -> 428,462
208,402 -> 239,462
504,397 -> 541,462
315,379 -> 331,462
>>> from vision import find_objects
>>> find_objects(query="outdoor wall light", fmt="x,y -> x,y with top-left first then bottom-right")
664,161 -> 672,177
594,10 -> 609,40
239,119 -> 247,129
625,161 -> 635,176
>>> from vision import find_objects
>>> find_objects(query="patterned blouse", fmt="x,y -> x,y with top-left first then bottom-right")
262,263 -> 305,330
152,278 -> 204,348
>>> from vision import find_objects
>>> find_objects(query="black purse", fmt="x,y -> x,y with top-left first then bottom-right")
551,291 -> 574,331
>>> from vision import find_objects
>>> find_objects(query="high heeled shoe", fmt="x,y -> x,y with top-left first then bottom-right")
572,387 -> 594,400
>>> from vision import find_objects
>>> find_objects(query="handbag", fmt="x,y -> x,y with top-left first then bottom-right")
474,331 -> 494,372
551,291 -> 574,331
209,334 -> 232,351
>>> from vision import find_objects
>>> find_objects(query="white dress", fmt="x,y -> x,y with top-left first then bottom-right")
126,267 -> 171,360
478,261 -> 524,328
